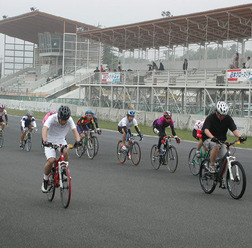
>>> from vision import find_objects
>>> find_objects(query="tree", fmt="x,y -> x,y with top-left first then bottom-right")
161,11 -> 172,18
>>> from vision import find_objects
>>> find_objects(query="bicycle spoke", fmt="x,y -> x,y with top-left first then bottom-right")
130,142 -> 141,166
150,144 -> 161,170
60,168 -> 71,208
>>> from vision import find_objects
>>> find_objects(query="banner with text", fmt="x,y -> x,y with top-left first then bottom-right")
227,69 -> 252,82
102,72 -> 120,82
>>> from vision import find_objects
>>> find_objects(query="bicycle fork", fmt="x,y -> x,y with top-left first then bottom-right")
58,161 -> 69,188
226,156 -> 239,181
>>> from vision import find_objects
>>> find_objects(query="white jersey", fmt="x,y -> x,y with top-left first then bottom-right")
193,119 -> 205,131
118,116 -> 138,129
0,109 -> 7,118
44,113 -> 76,144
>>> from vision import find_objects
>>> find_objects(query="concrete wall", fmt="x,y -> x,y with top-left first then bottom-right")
4,99 -> 252,136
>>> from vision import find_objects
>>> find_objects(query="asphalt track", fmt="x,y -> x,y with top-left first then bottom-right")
0,115 -> 252,248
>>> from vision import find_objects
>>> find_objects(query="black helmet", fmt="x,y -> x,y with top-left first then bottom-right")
58,105 -> 71,120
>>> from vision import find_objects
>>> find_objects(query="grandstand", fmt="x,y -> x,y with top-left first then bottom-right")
0,4 -> 252,117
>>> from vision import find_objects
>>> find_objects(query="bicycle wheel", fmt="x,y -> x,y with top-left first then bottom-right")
26,138 -> 32,152
226,161 -> 246,200
188,148 -> 201,176
93,136 -> 99,156
166,145 -> 178,173
150,144 -> 161,170
199,159 -> 217,194
117,140 -> 127,164
75,143 -> 85,158
60,167 -> 71,208
130,141 -> 141,166
0,131 -> 4,148
47,171 -> 56,202
86,137 -> 95,159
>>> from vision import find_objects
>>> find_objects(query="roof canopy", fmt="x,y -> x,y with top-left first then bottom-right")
0,11 -> 97,44
79,4 -> 252,51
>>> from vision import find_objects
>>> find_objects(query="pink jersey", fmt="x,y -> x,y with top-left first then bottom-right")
42,113 -> 51,125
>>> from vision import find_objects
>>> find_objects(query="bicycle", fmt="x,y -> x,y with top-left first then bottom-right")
21,128 -> 36,152
117,134 -> 142,165
0,128 -> 4,148
45,144 -> 74,208
199,139 -> 247,200
150,136 -> 178,172
75,130 -> 97,159
188,147 -> 209,176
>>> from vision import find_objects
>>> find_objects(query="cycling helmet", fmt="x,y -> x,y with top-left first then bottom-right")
49,109 -> 57,114
0,104 -> 5,109
27,111 -> 33,116
216,101 -> 229,115
85,110 -> 93,116
163,111 -> 172,118
58,105 -> 71,120
127,110 -> 135,117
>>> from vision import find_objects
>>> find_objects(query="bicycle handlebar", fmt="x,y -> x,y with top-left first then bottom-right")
215,138 -> 247,147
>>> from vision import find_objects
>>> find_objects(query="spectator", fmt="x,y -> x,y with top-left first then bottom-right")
118,61 -> 122,72
152,61 -> 158,71
183,59 -> 188,74
242,63 -> 246,69
159,62 -> 164,70
100,65 -> 104,72
94,67 -> 100,83
233,52 -> 239,69
148,64 -> 152,71
245,56 -> 251,69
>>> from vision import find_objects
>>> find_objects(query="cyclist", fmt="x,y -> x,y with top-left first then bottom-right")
41,105 -> 81,193
118,110 -> 143,151
42,109 -> 57,125
0,104 -> 8,130
192,119 -> 205,158
153,111 -> 180,156
76,110 -> 101,141
20,111 -> 37,148
202,101 -> 245,173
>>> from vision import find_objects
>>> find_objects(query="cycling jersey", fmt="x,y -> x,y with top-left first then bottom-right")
153,116 -> 174,129
76,116 -> 98,133
42,112 -> 55,125
193,119 -> 205,131
118,116 -> 141,134
20,115 -> 37,129
44,113 -> 76,144
0,109 -> 8,123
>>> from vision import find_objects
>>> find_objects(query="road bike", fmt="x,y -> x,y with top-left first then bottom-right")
150,136 -> 178,172
46,144 -> 74,208
117,134 -> 142,165
199,139 -> 247,200
188,147 -> 209,176
75,130 -> 98,159
0,128 -> 4,148
21,128 -> 36,152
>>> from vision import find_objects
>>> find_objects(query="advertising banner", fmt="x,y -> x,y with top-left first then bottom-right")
227,69 -> 252,82
102,72 -> 120,82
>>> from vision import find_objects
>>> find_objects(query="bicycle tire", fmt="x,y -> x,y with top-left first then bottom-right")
47,171 -> 56,202
130,141 -> 141,166
93,136 -> 99,156
75,143 -> 85,158
26,138 -> 32,152
0,132 -> 4,148
188,147 -> 201,176
86,137 -> 95,159
226,161 -> 246,200
199,159 -> 217,194
60,167 -> 71,208
166,145 -> 178,173
117,140 -> 127,164
150,144 -> 161,170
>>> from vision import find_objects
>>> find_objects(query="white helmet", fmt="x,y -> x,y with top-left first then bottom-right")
216,101 -> 229,115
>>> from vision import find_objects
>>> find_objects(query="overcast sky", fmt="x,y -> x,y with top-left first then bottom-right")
0,0 -> 252,58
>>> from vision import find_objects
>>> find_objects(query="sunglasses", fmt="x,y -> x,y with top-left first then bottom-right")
217,111 -> 226,117
165,116 -> 171,119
